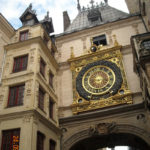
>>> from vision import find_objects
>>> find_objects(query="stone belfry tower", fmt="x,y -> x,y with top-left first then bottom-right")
0,4 -> 60,150
56,0 -> 150,149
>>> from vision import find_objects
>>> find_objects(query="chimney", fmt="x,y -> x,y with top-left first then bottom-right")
63,11 -> 70,31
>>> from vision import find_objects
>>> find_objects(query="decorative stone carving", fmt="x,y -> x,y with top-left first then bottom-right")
23,115 -> 32,123
62,124 -> 150,150
89,122 -> 116,135
33,115 -> 38,124
70,47 -> 75,58
30,50 -> 35,63
26,80 -> 32,96
137,113 -> 146,123
37,54 -> 41,63
113,34 -> 119,46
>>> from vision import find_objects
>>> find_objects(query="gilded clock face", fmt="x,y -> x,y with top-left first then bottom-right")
83,66 -> 115,95
76,60 -> 123,100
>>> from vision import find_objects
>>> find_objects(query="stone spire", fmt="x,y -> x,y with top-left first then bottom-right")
77,0 -> 81,12
104,0 -> 108,4
90,0 -> 95,8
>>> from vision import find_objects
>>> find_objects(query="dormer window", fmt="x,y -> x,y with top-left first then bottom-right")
87,8 -> 102,22
20,30 -> 28,41
93,34 -> 107,46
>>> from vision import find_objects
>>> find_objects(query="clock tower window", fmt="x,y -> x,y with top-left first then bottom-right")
93,34 -> 107,46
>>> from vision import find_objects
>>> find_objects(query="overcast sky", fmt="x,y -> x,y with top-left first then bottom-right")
0,0 -> 129,34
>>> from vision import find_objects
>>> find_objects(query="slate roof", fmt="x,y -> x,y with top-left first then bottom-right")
65,4 -> 130,33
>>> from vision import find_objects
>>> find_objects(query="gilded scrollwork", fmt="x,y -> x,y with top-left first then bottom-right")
69,46 -> 133,114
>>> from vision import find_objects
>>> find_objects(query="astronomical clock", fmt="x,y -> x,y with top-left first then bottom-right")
68,44 -> 132,114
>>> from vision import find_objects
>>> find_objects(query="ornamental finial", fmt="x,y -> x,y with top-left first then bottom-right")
104,0 -> 108,4
47,11 -> 49,17
77,0 -> 81,12
90,0 -> 95,8
70,47 -> 75,58
29,3 -> 32,9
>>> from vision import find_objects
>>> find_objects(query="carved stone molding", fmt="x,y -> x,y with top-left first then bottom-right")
26,80 -> 32,96
22,115 -> 32,123
29,49 -> 35,64
33,115 -> 38,125
62,123 -> 150,150
89,122 -> 116,135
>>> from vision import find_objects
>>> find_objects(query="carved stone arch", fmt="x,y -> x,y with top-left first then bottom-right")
62,124 -> 150,150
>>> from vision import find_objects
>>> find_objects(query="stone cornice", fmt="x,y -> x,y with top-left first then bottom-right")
0,13 -> 15,38
59,102 -> 145,124
4,37 -> 59,70
0,109 -> 61,134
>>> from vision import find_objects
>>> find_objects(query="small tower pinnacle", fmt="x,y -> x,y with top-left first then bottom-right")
104,0 -> 108,4
90,0 -> 95,8
77,0 -> 81,12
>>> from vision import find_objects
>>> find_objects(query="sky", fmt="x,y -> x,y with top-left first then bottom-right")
0,0 -> 129,34
107,146 -> 129,150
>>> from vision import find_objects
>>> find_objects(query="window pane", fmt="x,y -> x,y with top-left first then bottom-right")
8,85 -> 25,107
20,31 -> 28,41
93,34 -> 107,46
49,99 -> 54,119
13,55 -> 28,73
40,59 -> 46,77
49,72 -> 54,88
1,129 -> 20,150
37,132 -> 45,150
50,139 -> 56,150
39,88 -> 44,110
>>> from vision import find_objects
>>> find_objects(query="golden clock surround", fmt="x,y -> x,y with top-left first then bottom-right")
68,46 -> 133,114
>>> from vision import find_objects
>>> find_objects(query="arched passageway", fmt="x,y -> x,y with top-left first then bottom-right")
70,133 -> 150,150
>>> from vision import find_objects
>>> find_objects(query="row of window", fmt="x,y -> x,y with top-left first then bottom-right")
1,129 -> 56,150
40,58 -> 54,89
12,55 -> 54,89
8,84 -> 55,120
37,132 -> 56,150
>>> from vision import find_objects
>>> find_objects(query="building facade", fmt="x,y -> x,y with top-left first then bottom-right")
0,1 -> 150,150
56,0 -> 150,150
0,4 -> 60,150
0,13 -> 15,83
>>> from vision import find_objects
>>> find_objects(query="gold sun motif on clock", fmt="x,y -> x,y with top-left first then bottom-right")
89,71 -> 109,89
82,66 -> 115,95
